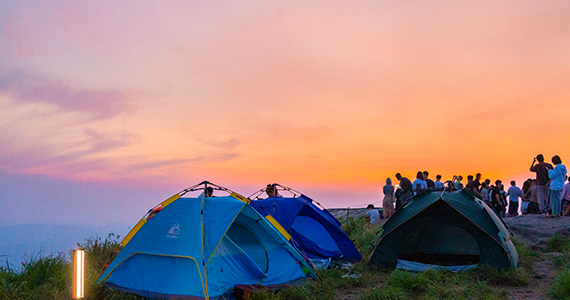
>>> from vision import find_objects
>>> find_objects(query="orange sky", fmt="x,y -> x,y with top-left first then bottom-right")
1,1 -> 569,224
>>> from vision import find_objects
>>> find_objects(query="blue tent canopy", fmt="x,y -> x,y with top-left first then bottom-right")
252,194 -> 361,262
99,182 -> 314,299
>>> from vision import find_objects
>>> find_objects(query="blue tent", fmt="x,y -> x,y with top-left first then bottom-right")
98,182 -> 314,299
249,185 -> 362,262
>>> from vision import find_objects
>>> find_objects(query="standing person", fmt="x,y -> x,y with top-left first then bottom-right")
423,171 -> 434,189
434,174 -> 445,190
395,173 -> 413,196
454,175 -> 464,190
465,175 -> 474,190
480,182 -> 490,206
394,187 -> 403,210
520,179 -> 532,214
266,184 -> 282,198
382,178 -> 396,219
491,180 -> 506,218
465,175 -> 481,196
507,181 -> 522,217
471,173 -> 482,195
527,180 -> 540,214
365,204 -> 381,224
561,177 -> 570,216
530,154 -> 553,214
548,155 -> 567,217
412,171 -> 427,195
395,173 -> 414,207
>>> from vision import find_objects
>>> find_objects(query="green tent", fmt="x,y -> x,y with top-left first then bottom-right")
367,190 -> 518,271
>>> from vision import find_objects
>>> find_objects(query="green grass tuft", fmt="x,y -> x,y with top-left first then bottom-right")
550,270 -> 570,300
547,233 -> 570,253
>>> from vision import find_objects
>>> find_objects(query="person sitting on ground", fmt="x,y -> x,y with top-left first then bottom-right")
507,181 -> 521,217
365,204 -> 381,224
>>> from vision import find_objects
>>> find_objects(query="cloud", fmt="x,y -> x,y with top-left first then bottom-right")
126,157 -> 205,172
0,69 -> 138,120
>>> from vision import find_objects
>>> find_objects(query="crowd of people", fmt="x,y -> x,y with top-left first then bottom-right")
366,154 -> 569,224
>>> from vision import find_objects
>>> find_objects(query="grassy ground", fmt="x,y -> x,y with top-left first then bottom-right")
1,216 -> 569,299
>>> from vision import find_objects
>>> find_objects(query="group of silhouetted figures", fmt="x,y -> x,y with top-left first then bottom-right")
367,154 -> 570,223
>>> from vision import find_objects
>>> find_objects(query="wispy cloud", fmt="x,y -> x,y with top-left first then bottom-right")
0,69 -> 137,120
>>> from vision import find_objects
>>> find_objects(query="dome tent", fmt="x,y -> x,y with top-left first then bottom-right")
366,190 -> 518,271
249,184 -> 361,263
98,181 -> 314,300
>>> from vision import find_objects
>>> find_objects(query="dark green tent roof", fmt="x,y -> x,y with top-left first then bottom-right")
368,190 -> 518,270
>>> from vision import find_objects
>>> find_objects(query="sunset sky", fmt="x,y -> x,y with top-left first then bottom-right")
1,1 -> 569,227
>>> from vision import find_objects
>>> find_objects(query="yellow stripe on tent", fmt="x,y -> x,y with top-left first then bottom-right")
265,215 -> 291,240
161,194 -> 181,208
121,194 -> 181,246
121,218 -> 146,246
230,192 -> 250,204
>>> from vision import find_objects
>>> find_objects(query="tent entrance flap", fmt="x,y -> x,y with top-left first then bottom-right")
398,222 -> 481,266
226,222 -> 269,273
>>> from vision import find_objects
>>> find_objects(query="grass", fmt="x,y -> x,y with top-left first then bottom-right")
250,215 -> 532,300
1,215 -> 564,300
0,252 -> 70,300
0,233 -> 143,300
547,233 -> 570,300
76,233 -> 144,300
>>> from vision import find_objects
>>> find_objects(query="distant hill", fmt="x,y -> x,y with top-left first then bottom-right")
0,224 -> 129,268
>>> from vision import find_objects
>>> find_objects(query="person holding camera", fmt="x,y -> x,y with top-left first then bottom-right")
530,154 -> 553,214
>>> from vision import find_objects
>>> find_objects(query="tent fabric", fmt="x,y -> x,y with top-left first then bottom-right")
252,194 -> 361,262
368,190 -> 518,270
395,260 -> 477,272
98,195 -> 313,299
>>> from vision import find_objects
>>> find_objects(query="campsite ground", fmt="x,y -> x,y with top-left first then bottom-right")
328,210 -> 570,300
500,214 -> 570,300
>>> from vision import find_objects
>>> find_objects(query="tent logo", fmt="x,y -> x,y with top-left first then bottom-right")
167,222 -> 180,239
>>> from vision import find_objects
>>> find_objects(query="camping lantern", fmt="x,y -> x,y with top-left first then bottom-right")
72,249 -> 85,299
